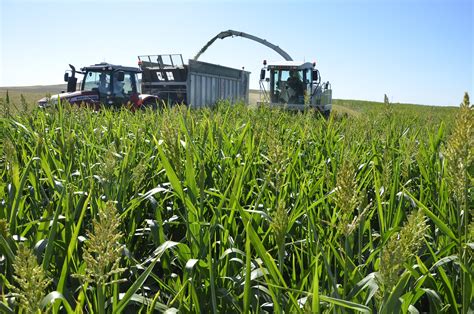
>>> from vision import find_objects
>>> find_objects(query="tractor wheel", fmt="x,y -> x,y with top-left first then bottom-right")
141,99 -> 159,110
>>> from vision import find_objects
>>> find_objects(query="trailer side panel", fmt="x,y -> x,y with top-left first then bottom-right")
187,60 -> 249,107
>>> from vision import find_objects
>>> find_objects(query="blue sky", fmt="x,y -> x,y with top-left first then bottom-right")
0,0 -> 472,106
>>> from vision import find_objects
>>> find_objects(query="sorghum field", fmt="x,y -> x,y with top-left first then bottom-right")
0,94 -> 472,313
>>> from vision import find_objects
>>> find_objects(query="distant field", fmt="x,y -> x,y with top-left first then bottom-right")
1,85 -> 458,119
0,84 -> 66,109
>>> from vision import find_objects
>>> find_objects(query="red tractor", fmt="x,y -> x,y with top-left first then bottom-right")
37,63 -> 160,109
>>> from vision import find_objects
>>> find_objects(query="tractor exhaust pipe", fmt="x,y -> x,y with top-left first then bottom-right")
66,64 -> 78,92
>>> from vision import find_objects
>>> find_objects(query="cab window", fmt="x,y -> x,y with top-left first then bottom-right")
113,72 -> 135,97
123,74 -> 133,95
84,71 -> 111,95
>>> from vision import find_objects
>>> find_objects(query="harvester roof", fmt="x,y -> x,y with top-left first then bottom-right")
266,61 -> 314,70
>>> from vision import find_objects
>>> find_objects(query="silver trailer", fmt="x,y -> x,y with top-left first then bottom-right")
138,54 -> 250,107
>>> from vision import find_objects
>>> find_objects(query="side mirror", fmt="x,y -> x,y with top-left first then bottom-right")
312,70 -> 319,82
260,69 -> 266,80
117,71 -> 125,81
64,72 -> 69,82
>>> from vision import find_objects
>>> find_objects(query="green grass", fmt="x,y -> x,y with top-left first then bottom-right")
0,95 -> 472,313
0,85 -> 66,110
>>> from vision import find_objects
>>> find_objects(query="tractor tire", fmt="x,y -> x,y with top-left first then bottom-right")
141,99 -> 159,110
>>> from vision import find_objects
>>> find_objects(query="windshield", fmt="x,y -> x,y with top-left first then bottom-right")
83,71 -> 111,95
83,71 -> 140,98
271,69 -> 309,104
112,72 -> 140,98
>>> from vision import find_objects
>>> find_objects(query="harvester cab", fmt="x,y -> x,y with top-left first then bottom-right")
193,29 -> 332,116
38,63 -> 159,109
260,60 -> 332,116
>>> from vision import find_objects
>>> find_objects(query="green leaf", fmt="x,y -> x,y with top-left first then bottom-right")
311,250 -> 320,313
243,220 -> 252,314
42,191 -> 65,271
125,294 -> 170,312
0,234 -> 14,262
57,192 -> 91,293
430,255 -> 458,271
348,272 -> 379,305
403,189 -> 458,243
380,271 -> 411,314
319,295 -> 371,313
40,291 -> 74,313
0,302 -> 14,314
114,241 -> 179,313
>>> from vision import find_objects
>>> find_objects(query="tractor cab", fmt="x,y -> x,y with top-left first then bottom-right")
73,63 -> 142,106
260,60 -> 332,115
38,62 -> 159,109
